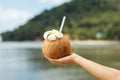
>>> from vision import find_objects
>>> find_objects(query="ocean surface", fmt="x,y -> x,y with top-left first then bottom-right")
0,42 -> 120,80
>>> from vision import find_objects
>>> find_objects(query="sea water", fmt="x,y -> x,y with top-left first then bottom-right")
0,42 -> 120,80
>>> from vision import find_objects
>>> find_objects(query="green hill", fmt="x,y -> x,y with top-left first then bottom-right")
1,0 -> 120,41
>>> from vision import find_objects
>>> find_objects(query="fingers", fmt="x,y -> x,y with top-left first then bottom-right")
44,53 -> 76,65
44,55 -> 65,65
44,53 -> 77,65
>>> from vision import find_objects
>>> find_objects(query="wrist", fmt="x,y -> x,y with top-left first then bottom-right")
71,53 -> 80,63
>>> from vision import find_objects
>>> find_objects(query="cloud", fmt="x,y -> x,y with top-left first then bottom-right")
38,0 -> 71,9
0,0 -> 71,34
39,0 -> 68,4
0,6 -> 32,33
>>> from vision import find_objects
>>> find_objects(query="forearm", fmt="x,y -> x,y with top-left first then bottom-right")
73,54 -> 120,80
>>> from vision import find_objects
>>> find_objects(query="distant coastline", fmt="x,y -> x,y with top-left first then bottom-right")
0,40 -> 120,49
70,40 -> 120,45
1,40 -> 120,45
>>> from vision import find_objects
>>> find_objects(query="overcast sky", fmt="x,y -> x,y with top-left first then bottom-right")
0,0 -> 71,34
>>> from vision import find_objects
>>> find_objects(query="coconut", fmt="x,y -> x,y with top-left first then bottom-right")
42,29 -> 72,59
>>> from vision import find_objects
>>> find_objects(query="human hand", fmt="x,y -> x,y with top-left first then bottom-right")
44,53 -> 77,65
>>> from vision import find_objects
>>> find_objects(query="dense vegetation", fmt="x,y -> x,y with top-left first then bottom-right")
1,0 -> 120,41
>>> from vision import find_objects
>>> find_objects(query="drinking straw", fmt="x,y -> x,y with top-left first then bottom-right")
59,16 -> 66,32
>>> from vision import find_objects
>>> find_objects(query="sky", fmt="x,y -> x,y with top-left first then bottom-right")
0,0 -> 71,34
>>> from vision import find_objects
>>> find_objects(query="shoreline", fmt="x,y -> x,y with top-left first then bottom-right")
70,40 -> 120,45
0,40 -> 120,49
1,40 -> 120,45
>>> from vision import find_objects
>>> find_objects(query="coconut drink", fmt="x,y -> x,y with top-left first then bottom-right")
42,16 -> 72,59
